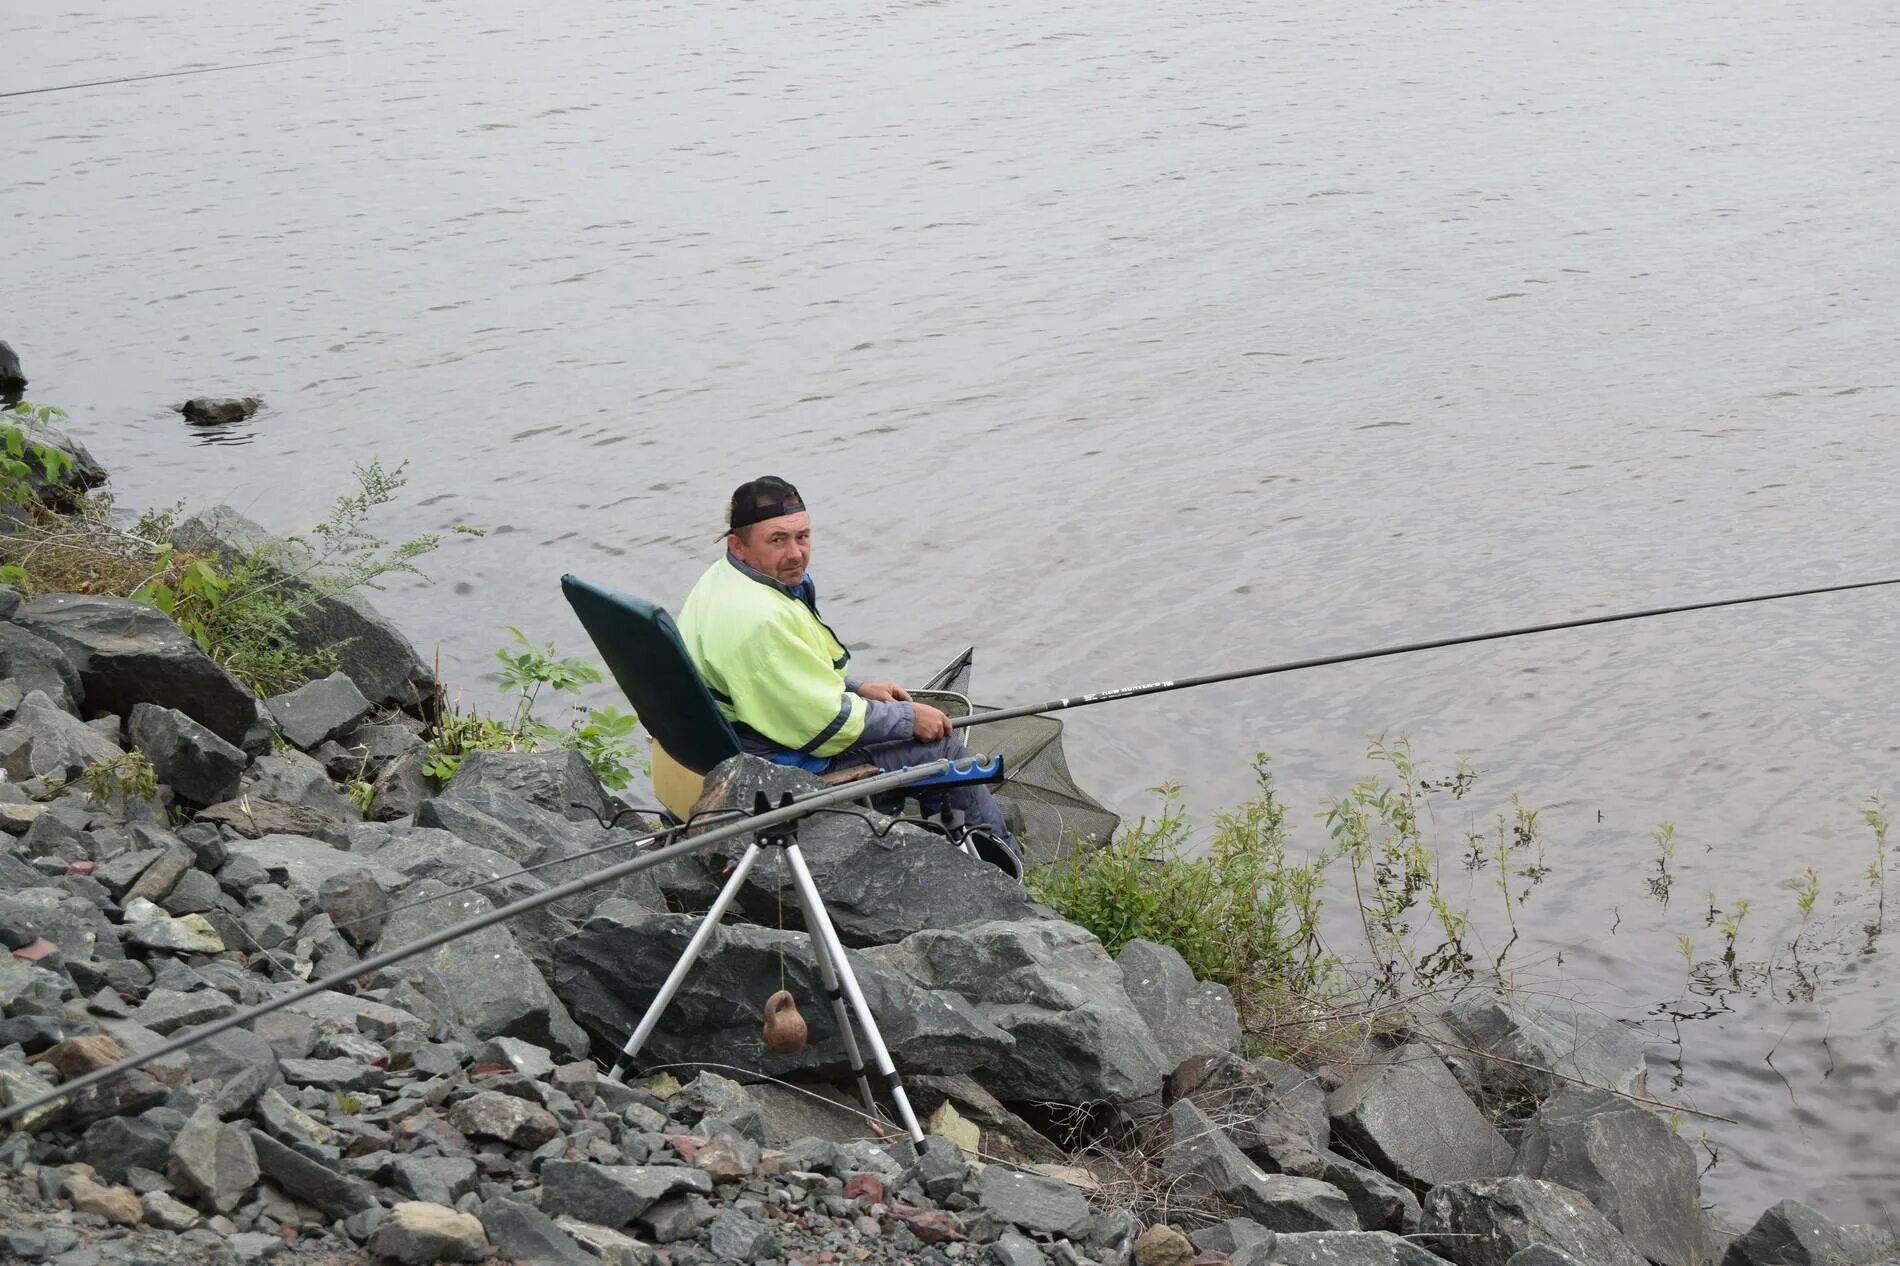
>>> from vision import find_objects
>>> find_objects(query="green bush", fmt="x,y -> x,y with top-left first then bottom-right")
1027,754 -> 1337,1035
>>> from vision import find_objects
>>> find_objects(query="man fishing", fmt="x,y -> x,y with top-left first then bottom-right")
678,475 -> 1023,878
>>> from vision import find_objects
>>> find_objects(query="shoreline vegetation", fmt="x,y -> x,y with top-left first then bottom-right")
0,398 -> 1893,1266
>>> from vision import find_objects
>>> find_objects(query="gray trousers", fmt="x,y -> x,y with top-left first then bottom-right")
846,732 -> 1017,847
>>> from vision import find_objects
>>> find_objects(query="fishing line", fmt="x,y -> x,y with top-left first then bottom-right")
0,55 -> 339,101
953,574 -> 1900,729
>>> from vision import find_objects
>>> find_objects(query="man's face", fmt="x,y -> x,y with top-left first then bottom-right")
730,511 -> 812,586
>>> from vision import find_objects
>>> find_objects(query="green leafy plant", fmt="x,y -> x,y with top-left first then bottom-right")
422,628 -> 644,789
1028,755 -> 1336,1044
81,751 -> 158,805
1,402 -> 76,507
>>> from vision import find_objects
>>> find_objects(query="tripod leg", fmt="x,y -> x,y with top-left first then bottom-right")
607,842 -> 765,1082
791,880 -> 879,1117
781,842 -> 927,1145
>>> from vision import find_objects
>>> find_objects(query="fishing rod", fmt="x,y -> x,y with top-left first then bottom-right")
952,574 -> 1900,729
0,56 -> 335,102
0,759 -> 951,1127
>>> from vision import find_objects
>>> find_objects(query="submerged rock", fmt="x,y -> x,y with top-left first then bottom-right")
179,396 -> 261,425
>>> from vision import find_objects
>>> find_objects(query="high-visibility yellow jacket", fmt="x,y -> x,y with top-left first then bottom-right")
678,555 -> 870,758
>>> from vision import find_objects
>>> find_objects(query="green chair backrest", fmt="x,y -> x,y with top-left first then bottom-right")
561,574 -> 742,775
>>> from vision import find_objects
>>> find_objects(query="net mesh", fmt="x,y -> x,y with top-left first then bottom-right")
913,688 -> 1118,863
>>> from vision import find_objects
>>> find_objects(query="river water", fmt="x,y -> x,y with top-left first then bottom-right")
9,0 -> 1900,1227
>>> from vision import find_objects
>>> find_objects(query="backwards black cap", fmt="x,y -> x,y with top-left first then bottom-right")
725,475 -> 806,535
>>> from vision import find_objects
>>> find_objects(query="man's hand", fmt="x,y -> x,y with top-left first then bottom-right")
911,702 -> 953,741
856,681 -> 912,703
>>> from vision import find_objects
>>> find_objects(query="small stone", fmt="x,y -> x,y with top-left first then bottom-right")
230,1230 -> 285,1263
161,867 -> 223,915
1135,1224 -> 1196,1266
539,1159 -> 712,1226
168,1105 -> 261,1214
990,1229 -> 1050,1266
29,1033 -> 125,1080
976,1166 -> 1092,1239
473,1035 -> 555,1079
318,869 -> 389,950
124,913 -> 225,954
67,1171 -> 144,1225
709,1208 -> 779,1261
394,1155 -> 480,1207
481,1195 -> 593,1265
143,1188 -> 204,1231
448,1090 -> 562,1147
370,1201 -> 490,1264
136,986 -> 238,1035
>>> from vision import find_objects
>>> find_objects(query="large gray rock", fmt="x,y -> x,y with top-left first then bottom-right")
238,750 -> 362,821
12,594 -> 263,746
1170,1051 -> 1327,1177
1514,1086 -> 1708,1266
867,918 -> 1169,1113
266,671 -> 372,751
1162,1098 -> 1358,1232
686,756 -> 1041,946
226,833 -> 398,892
167,1105 -> 260,1214
0,689 -> 122,781
1323,1152 -> 1422,1235
372,880 -> 588,1058
347,824 -> 569,970
1116,938 -> 1244,1072
414,785 -> 662,927
170,506 -> 437,710
368,747 -> 431,820
1421,1177 -> 1649,1266
0,624 -> 83,713
1264,1233 -> 1460,1266
538,1160 -> 712,1226
127,703 -> 246,807
1721,1200 -> 1895,1266
1328,1043 -> 1513,1188
553,899 -> 1010,1080
1438,993 -> 1649,1109
974,1166 -> 1092,1238
444,748 -> 614,825
247,1127 -> 380,1218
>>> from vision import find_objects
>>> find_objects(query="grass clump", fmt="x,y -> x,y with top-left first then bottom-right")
1029,738 -> 1559,1059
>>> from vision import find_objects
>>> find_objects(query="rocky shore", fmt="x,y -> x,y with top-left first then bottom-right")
0,424 -> 1893,1266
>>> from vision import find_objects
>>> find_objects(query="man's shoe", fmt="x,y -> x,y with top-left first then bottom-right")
965,827 -> 1024,882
